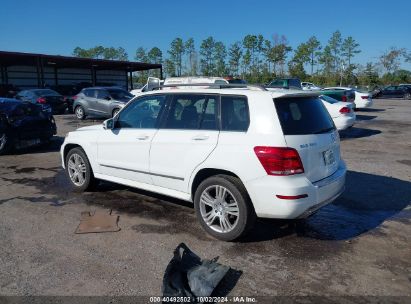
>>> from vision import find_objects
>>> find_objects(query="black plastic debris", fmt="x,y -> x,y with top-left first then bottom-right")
162,243 -> 241,302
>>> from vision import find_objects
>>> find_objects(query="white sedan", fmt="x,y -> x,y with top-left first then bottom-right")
302,82 -> 321,90
324,87 -> 373,109
320,95 -> 356,130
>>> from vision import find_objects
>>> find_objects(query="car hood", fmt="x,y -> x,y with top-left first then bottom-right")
76,124 -> 104,132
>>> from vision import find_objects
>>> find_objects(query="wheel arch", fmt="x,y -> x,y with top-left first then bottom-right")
190,168 -> 242,200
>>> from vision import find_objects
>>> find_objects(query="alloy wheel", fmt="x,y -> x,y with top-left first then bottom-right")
199,185 -> 240,233
67,153 -> 87,186
0,133 -> 6,151
75,107 -> 84,119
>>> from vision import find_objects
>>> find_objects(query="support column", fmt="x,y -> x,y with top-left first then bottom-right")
129,71 -> 133,90
160,67 -> 163,80
36,58 -> 42,87
54,66 -> 58,86
91,66 -> 96,86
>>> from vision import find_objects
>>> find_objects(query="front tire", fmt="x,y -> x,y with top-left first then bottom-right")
66,147 -> 97,192
194,174 -> 256,241
75,106 -> 86,120
0,132 -> 11,155
112,108 -> 120,118
404,93 -> 411,100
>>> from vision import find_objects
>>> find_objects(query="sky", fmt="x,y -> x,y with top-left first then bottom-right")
1,0 -> 411,69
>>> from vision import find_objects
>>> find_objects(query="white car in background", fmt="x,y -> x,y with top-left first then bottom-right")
302,82 -> 321,90
319,95 -> 355,130
325,87 -> 373,109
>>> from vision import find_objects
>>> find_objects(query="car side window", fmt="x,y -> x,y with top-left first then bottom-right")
96,90 -> 110,100
84,89 -> 95,97
116,95 -> 166,129
221,95 -> 249,132
163,94 -> 218,130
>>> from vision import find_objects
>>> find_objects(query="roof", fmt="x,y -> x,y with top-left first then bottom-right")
0,50 -> 161,72
140,87 -> 320,99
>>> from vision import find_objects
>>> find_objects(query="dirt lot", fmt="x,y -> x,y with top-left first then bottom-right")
0,99 -> 410,298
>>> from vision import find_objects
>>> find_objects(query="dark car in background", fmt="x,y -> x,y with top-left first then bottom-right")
0,84 -> 20,98
321,88 -> 356,103
373,85 -> 411,99
15,89 -> 67,114
0,98 -> 57,154
266,78 -> 302,90
73,87 -> 134,120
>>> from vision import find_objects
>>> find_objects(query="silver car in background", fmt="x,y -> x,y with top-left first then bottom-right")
73,87 -> 134,120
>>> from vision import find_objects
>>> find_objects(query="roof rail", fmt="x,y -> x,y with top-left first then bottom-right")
154,83 -> 268,91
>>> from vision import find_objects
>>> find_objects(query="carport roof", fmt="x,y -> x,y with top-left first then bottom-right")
0,50 -> 162,71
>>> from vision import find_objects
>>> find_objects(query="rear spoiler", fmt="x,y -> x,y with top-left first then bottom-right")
274,91 -> 321,99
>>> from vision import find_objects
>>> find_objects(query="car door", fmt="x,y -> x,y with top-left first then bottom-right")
382,86 -> 395,98
95,89 -> 112,116
149,94 -> 220,193
83,89 -> 99,114
96,94 -> 167,185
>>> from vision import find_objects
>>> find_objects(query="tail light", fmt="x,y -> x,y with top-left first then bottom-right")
339,107 -> 351,114
361,95 -> 369,99
37,97 -> 46,104
72,95 -> 78,100
341,95 -> 347,102
254,146 -> 304,176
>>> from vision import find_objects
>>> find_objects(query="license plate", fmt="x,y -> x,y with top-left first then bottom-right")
323,149 -> 335,166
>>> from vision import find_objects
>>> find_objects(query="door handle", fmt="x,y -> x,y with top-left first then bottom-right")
136,135 -> 149,140
192,135 -> 209,141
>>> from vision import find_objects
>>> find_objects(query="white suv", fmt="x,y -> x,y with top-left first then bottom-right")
61,87 -> 346,241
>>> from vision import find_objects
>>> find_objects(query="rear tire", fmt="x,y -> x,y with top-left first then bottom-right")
75,106 -> 86,120
65,147 -> 97,192
194,174 -> 256,241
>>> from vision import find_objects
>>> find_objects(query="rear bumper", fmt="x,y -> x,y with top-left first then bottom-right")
355,99 -> 373,108
245,160 -> 346,219
333,115 -> 356,130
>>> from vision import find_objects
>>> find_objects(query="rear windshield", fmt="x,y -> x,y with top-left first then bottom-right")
274,97 -> 335,135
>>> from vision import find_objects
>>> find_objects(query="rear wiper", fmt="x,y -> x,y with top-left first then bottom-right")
313,127 -> 334,134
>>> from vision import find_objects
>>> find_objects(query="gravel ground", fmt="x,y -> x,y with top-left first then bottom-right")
0,98 -> 410,298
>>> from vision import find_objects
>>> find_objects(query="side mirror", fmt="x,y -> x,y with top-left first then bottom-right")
103,118 -> 114,130
105,96 -> 111,101
146,77 -> 161,91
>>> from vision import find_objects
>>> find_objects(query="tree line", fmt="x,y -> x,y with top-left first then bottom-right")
73,31 -> 411,87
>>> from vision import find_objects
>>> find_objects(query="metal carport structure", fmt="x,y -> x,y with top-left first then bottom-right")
0,50 -> 162,90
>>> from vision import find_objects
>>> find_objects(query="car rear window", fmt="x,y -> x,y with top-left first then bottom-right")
274,97 -> 335,135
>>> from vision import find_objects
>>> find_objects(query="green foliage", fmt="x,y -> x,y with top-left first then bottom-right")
74,31 -> 411,87
72,46 -> 128,60
168,38 -> 185,76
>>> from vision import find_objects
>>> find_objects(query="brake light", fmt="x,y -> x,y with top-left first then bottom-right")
361,95 -> 369,99
254,146 -> 304,176
341,95 -> 347,102
339,107 -> 351,114
37,97 -> 46,104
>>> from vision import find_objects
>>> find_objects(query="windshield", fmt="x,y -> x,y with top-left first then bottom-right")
108,89 -> 134,100
274,97 -> 335,135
